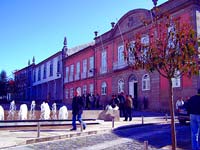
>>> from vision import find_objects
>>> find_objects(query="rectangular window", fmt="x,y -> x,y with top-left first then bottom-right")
118,45 -> 125,63
101,82 -> 107,95
65,89 -> 68,99
49,61 -> 53,77
33,70 -> 36,82
83,85 -> 87,95
69,64 -> 74,82
38,67 -> 41,81
57,61 -> 60,73
75,62 -> 80,80
89,84 -> 94,94
88,56 -> 94,77
141,35 -> 149,60
65,66 -> 69,83
70,88 -> 74,98
43,64 -> 46,79
101,50 -> 107,74
82,59 -> 87,79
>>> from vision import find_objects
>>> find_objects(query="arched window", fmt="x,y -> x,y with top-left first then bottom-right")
118,79 -> 124,93
101,82 -> 107,95
142,74 -> 150,91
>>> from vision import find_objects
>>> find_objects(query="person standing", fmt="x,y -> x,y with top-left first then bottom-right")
184,89 -> 200,150
70,90 -> 86,131
124,95 -> 133,121
118,92 -> 125,117
176,97 -> 184,110
96,93 -> 100,108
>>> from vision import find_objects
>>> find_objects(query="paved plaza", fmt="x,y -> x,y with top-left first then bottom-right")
0,111 -> 179,150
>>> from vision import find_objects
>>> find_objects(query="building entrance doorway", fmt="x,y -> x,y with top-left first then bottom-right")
128,75 -> 138,99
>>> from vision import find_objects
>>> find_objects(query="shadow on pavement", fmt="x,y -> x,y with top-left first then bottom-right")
112,123 -> 191,150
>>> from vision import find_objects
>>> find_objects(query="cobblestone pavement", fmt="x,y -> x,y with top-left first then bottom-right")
4,123 -> 191,150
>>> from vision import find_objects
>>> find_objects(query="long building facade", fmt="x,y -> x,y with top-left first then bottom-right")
63,0 -> 200,111
15,0 -> 200,111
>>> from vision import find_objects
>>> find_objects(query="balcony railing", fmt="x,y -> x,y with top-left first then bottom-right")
113,61 -> 128,70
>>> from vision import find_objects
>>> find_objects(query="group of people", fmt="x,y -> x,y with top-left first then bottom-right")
83,93 -> 100,109
70,91 -> 137,131
109,92 -> 135,121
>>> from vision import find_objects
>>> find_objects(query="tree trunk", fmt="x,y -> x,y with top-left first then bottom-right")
168,79 -> 177,150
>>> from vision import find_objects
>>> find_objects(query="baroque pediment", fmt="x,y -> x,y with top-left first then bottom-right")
112,9 -> 151,38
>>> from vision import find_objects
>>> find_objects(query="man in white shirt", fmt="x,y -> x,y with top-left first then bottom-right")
176,97 -> 184,110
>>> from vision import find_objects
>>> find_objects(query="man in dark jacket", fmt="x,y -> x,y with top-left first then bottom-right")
185,89 -> 200,150
70,90 -> 86,131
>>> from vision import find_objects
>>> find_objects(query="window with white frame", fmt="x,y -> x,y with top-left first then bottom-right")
82,59 -> 87,78
168,22 -> 176,49
101,82 -> 107,95
118,79 -> 125,93
57,60 -> 60,73
43,64 -> 47,79
88,56 -> 94,76
49,61 -> 53,77
38,67 -> 41,81
89,84 -> 94,94
65,89 -> 68,99
75,62 -> 80,80
77,87 -> 81,95
65,66 -> 69,82
142,74 -> 150,91
172,70 -> 181,88
118,45 -> 125,64
141,35 -> 149,60
33,70 -> 36,82
101,50 -> 107,73
128,41 -> 135,65
89,56 -> 94,70
83,85 -> 87,95
69,64 -> 74,82
70,88 -> 74,98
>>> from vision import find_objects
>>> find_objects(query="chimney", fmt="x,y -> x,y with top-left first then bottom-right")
111,22 -> 115,29
94,31 -> 98,37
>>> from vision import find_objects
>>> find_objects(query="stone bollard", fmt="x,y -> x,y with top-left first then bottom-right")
80,122 -> 83,132
37,122 -> 40,138
165,114 -> 168,122
144,141 -> 148,150
112,116 -> 115,128
142,116 -> 144,125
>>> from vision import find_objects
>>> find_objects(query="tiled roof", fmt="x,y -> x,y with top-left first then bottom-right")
67,41 -> 94,56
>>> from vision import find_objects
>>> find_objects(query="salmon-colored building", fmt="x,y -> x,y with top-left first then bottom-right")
63,0 -> 200,111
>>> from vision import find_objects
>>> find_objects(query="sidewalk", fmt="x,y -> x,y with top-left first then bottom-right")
0,115 -> 171,149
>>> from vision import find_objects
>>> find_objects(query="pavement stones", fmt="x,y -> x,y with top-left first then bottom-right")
0,115 -> 170,150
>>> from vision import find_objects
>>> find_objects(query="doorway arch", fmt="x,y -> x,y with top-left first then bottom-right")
128,75 -> 138,99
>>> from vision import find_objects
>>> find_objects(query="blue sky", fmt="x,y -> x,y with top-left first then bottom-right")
0,0 -> 167,77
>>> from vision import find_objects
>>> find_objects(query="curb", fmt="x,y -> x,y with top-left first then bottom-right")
26,129 -> 112,144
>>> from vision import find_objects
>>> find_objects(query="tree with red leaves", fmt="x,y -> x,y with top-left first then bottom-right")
125,16 -> 199,150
